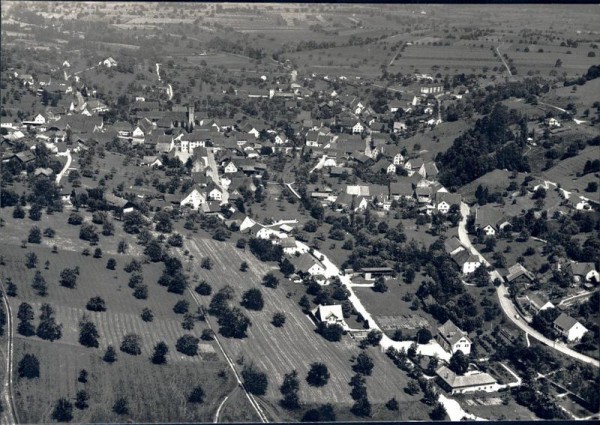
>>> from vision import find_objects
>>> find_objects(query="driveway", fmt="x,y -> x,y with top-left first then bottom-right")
206,148 -> 229,204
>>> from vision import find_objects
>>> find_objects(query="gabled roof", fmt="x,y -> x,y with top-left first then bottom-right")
474,206 -> 509,229
280,238 -> 297,249
568,262 -> 597,276
435,191 -> 462,206
436,366 -> 496,389
288,253 -> 324,273
527,292 -> 553,310
553,313 -> 582,332
505,263 -> 535,282
424,161 -> 439,177
390,181 -> 414,196
444,237 -> 464,254
452,250 -> 480,267
438,320 -> 470,346
311,304 -> 344,322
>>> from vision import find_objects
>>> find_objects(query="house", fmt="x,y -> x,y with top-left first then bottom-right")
393,121 -> 407,134
434,191 -> 462,214
420,161 -> 439,180
141,156 -> 163,167
420,84 -> 443,94
352,122 -> 364,134
224,161 -> 238,174
105,193 -> 134,215
390,181 -> 414,201
247,223 -> 272,240
474,207 -> 511,236
33,167 -> 54,177
101,57 -> 118,68
113,121 -> 133,137
15,151 -> 36,164
23,113 -> 47,126
370,159 -> 396,175
567,195 -> 593,211
404,158 -> 424,176
567,262 -> 599,284
437,320 -> 471,355
436,366 -> 498,395
389,102 -> 403,113
86,99 -> 109,114
415,186 -> 432,204
289,253 -> 326,277
361,267 -> 394,281
305,130 -> 319,147
526,293 -> 554,315
444,237 -> 465,256
337,135 -> 366,155
180,186 -> 206,210
452,250 -> 482,274
280,238 -> 302,255
504,263 -> 535,284
274,133 -> 288,145
545,117 -> 561,128
553,313 -> 588,342
207,184 -> 223,202
311,304 -> 345,327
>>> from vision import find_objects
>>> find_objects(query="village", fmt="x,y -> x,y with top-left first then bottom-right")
0,2 -> 599,424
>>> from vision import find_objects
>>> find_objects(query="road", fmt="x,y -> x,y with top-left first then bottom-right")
206,148 -> 229,205
309,155 -> 327,174
496,44 -> 512,76
213,388 -> 234,423
1,281 -> 18,425
186,288 -> 268,423
55,149 -> 72,185
155,63 -> 161,82
458,203 -> 599,367
284,183 -> 301,200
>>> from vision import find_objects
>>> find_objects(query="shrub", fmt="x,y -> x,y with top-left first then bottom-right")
173,300 -> 190,314
113,397 -> 129,415
28,226 -> 42,244
68,212 -> 83,225
51,398 -> 73,422
103,345 -> 117,363
133,284 -> 148,299
241,288 -> 264,311
151,341 -> 169,365
195,281 -> 212,296
262,272 -> 279,288
306,362 -> 330,387
141,308 -> 153,322
272,312 -> 286,327
18,353 -> 40,378
106,258 -> 117,270
188,385 -> 205,403
242,365 -> 268,395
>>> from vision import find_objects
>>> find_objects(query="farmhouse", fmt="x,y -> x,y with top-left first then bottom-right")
525,292 -> 554,314
393,121 -> 407,134
553,313 -> 588,342
436,366 -> 498,395
101,57 -> 118,68
141,156 -> 163,167
567,262 -> 599,284
311,304 -> 346,327
474,206 -> 511,236
289,253 -> 326,277
503,263 -> 535,284
105,193 -> 135,216
451,250 -> 481,274
434,191 -> 461,214
437,320 -> 471,355
180,186 -> 206,210
444,237 -> 465,256
390,181 -> 414,201
361,267 -> 394,281
420,84 -> 443,95
370,159 -> 396,175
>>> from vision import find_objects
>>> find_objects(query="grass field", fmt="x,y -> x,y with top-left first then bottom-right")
542,145 -> 600,194
180,237 -> 425,410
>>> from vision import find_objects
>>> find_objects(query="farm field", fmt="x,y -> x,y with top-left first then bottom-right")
181,237 -> 425,409
400,119 -> 471,163
504,44 -> 599,77
541,145 -> 600,194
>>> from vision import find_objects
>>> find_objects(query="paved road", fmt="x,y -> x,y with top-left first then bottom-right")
55,149 -> 72,185
458,203 -> 599,367
1,282 -> 18,425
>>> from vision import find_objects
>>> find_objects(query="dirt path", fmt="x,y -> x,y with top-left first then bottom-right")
0,281 -> 18,425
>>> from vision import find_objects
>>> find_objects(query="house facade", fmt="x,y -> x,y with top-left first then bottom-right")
437,320 -> 472,355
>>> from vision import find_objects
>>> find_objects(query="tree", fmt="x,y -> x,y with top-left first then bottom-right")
13,205 -> 25,219
120,334 -> 142,355
430,402 -> 447,420
423,382 -> 438,405
188,385 -> 205,403
366,329 -> 383,346
240,261 -> 249,272
141,308 -> 154,322
317,322 -> 344,341
106,258 -> 117,270
86,296 -> 106,312
79,318 -> 100,348
28,226 -> 42,244
78,369 -> 88,383
25,252 -> 38,269
17,303 -> 34,322
176,334 -> 199,356
75,390 -> 90,410
386,397 -> 399,411
272,312 -> 286,327
280,370 -> 300,409
306,362 -> 330,387
218,307 -> 251,338
103,345 -> 117,363
449,350 -> 469,375
18,353 -> 40,378
373,276 -> 388,293
416,328 -> 433,344
405,380 -> 420,395
93,248 -> 103,258
299,295 -> 311,312
201,257 -> 213,269
51,398 -> 73,422
173,300 -> 190,314
353,352 -> 374,375
113,397 -> 129,415
241,288 -> 264,310
195,280 -> 212,296
182,313 -> 195,330
242,365 -> 268,395
351,396 -> 372,417
262,272 -> 279,288
36,305 -> 62,341
60,268 -> 78,288
151,341 -> 169,364
280,258 -> 295,276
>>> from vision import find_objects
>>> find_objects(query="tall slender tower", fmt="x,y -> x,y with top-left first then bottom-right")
187,104 -> 195,129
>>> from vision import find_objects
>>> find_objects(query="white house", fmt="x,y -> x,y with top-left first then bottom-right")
180,188 -> 206,210
208,186 -> 223,201
568,262 -> 599,283
546,117 -> 561,128
289,253 -> 327,277
352,122 -> 364,134
452,250 -> 482,274
435,192 -> 462,214
101,57 -> 118,68
526,293 -> 555,314
274,133 -> 288,145
553,313 -> 588,342
132,126 -> 145,139
224,161 -> 238,174
311,304 -> 346,327
239,216 -> 256,232
437,320 -> 472,355
393,121 -> 407,134
436,366 -> 498,395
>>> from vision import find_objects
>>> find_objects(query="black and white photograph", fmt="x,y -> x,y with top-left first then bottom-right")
0,2 -> 599,423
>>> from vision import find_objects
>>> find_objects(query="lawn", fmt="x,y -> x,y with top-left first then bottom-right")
180,237 -> 424,408
542,145 -> 600,194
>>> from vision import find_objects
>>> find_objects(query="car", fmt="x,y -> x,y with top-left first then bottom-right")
514,314 -> 520,320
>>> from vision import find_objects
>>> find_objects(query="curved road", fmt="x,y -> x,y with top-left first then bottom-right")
55,149 -> 72,185
458,203 -> 599,367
